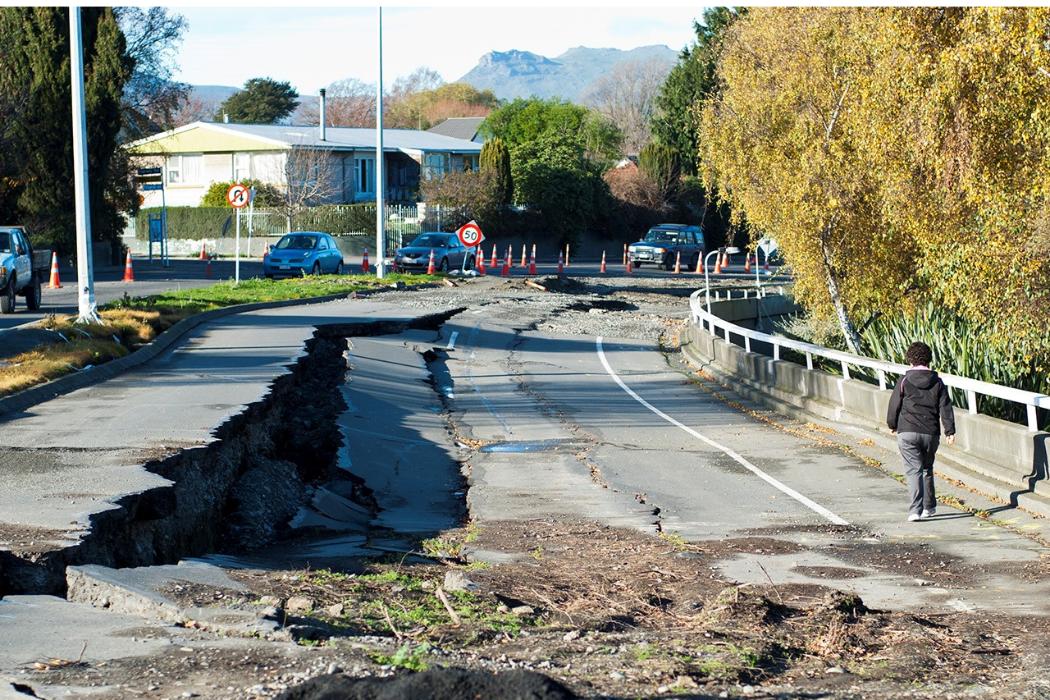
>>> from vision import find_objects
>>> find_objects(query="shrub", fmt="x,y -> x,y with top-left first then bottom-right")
419,170 -> 502,232
200,179 -> 281,207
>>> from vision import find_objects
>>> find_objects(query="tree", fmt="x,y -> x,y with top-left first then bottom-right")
638,141 -> 680,203
481,98 -> 623,166
584,58 -> 668,154
652,8 -> 742,175
479,137 -> 512,205
301,77 -> 376,128
217,77 -> 299,124
276,147 -> 339,230
699,9 -> 912,353
420,170 -> 502,231
0,7 -> 134,257
386,79 -> 497,130
115,7 -> 187,139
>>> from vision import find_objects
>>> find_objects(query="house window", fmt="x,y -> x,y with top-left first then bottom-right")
423,153 -> 448,179
234,153 -> 251,181
165,154 -> 202,185
355,157 -> 375,194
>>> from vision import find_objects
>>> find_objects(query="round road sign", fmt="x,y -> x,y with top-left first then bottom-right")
227,183 -> 250,208
456,221 -> 484,248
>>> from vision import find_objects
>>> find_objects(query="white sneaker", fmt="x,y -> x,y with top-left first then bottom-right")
907,513 -> 922,522
921,508 -> 936,518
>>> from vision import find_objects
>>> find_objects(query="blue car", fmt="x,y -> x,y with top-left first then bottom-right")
263,232 -> 345,278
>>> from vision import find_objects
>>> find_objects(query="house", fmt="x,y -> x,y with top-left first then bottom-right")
426,117 -> 486,143
126,120 -> 483,208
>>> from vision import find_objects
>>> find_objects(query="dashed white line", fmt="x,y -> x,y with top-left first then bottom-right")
446,331 -> 459,350
595,337 -> 849,526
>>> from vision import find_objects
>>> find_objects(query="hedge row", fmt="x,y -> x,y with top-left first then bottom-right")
135,205 -> 384,240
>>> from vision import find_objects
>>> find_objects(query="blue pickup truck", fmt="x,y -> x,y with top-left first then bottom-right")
0,225 -> 48,314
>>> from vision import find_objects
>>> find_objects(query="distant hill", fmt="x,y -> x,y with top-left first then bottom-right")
458,45 -> 678,102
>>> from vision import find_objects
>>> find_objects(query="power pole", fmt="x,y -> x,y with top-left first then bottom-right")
374,6 -> 385,279
70,7 -> 98,323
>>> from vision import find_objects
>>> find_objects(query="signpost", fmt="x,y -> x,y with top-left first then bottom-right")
455,220 -> 484,273
137,167 -> 168,267
227,184 -> 250,283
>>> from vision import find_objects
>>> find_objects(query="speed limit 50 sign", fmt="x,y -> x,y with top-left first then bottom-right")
456,220 -> 484,248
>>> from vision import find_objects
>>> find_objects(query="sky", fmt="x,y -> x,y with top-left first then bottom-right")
171,6 -> 702,94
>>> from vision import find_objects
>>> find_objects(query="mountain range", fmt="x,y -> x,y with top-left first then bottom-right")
186,44 -> 680,123
457,45 -> 679,102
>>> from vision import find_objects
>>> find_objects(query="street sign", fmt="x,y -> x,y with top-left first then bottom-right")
227,183 -> 250,208
456,220 -> 484,248
142,183 -> 163,191
148,215 -> 163,243
136,167 -> 162,177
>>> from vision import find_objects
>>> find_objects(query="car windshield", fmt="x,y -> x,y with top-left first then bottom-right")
0,232 -> 10,253
410,234 -> 450,248
275,235 -> 318,250
644,229 -> 678,243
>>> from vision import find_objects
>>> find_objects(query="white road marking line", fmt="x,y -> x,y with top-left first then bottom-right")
446,331 -> 459,350
466,323 -> 514,435
595,337 -> 850,526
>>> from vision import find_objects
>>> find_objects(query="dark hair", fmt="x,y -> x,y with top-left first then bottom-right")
905,341 -> 933,367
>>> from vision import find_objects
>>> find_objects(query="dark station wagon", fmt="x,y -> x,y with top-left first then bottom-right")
627,224 -> 706,271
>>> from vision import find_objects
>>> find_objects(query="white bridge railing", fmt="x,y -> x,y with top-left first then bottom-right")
689,289 -> 1050,432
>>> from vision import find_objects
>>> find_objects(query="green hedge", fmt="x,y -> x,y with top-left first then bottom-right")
135,204 -> 384,240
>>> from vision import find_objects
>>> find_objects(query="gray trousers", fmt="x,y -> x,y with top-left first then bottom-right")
898,432 -> 939,514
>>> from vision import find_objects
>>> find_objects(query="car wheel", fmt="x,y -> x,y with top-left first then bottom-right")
632,261 -> 642,268
1,278 -> 16,314
312,262 -> 321,276
25,275 -> 41,311
464,255 -> 474,271
265,273 -> 274,280
334,260 -> 343,275
663,256 -> 675,271
439,257 -> 449,272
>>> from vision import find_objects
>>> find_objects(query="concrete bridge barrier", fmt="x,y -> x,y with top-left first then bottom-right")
681,295 -> 1050,518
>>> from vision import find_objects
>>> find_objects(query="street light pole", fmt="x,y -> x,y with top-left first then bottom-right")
374,6 -> 385,279
70,7 -> 98,324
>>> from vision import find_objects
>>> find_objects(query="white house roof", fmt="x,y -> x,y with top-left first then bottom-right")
154,122 -> 483,154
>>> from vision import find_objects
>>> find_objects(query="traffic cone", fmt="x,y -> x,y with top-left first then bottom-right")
205,258 -> 213,279
623,243 -> 628,266
48,251 -> 62,289
262,244 -> 270,259
722,251 -> 731,270
426,249 -> 436,274
565,244 -> 570,267
673,251 -> 681,274
557,251 -> 564,275
490,246 -> 497,269
694,253 -> 704,275
122,251 -> 135,282
477,250 -> 487,275
600,251 -> 607,274
199,241 -> 208,261
362,248 -> 370,274
520,244 -> 527,268
745,252 -> 752,273
626,258 -> 633,275
714,254 -> 722,275
529,244 -> 537,275
502,245 -> 511,276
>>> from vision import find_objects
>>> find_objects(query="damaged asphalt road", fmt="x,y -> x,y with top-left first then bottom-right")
2,274 -> 1049,699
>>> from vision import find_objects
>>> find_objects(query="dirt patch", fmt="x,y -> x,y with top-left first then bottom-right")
158,579 -> 254,609
792,565 -> 868,580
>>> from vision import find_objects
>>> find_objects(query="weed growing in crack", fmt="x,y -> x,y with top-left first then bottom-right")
421,537 -> 463,558
659,531 -> 690,552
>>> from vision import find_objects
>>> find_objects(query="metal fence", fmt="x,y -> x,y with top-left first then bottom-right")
689,289 -> 1050,432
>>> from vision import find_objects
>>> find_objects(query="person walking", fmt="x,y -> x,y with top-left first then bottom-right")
886,341 -> 956,521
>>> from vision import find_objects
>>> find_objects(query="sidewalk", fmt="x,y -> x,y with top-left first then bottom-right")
0,295 -> 422,594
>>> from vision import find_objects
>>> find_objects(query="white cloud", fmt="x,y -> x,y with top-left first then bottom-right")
173,6 -> 701,94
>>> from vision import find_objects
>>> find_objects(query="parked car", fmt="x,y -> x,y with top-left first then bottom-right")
0,225 -> 48,313
628,224 -> 705,271
263,232 -> 344,278
394,232 -> 476,272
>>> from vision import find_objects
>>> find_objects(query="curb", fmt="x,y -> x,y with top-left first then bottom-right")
0,288 -> 391,421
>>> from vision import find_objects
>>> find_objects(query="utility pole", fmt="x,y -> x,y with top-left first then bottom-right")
374,6 -> 385,278
70,6 -> 98,324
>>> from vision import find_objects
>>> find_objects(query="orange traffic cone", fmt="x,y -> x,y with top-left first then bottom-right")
529,244 -> 537,275
626,258 -> 633,275
490,246 -> 497,269
714,254 -> 723,275
565,244 -> 570,267
622,243 -> 628,266
673,251 -> 682,274
695,253 -> 704,275
122,251 -> 135,282
557,251 -> 564,275
426,249 -> 436,275
362,248 -> 370,274
477,250 -> 487,275
722,251 -> 731,270
199,241 -> 208,261
48,251 -> 62,289
502,245 -> 511,276
600,251 -> 607,274
520,244 -> 527,268
745,253 -> 752,273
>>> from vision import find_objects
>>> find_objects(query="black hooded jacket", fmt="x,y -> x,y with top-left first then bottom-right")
886,369 -> 956,436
